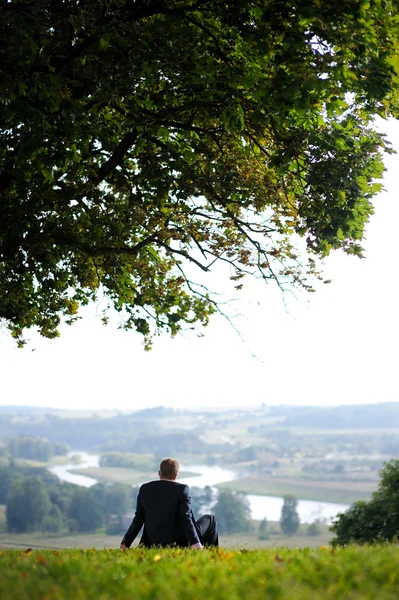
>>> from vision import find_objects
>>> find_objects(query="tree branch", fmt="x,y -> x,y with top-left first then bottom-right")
156,241 -> 210,272
91,129 -> 138,185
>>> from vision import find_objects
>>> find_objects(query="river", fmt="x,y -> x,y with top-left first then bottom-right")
49,452 -> 350,524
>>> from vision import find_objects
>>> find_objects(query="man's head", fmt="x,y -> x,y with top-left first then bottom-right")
158,458 -> 179,481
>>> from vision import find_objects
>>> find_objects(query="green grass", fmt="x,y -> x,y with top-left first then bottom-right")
1,545 -> 398,599
217,477 -> 376,504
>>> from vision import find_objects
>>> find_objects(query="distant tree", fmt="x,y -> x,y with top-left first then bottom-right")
68,488 -> 103,533
99,483 -> 131,535
213,490 -> 251,534
90,483 -> 107,513
47,484 -> 74,516
5,481 -> 26,533
0,466 -> 13,504
331,459 -> 399,545
333,463 -> 345,475
258,518 -> 269,541
104,484 -> 130,521
41,504 -> 63,534
66,518 -> 79,534
8,436 -> 54,462
52,442 -> 70,456
6,476 -> 51,532
235,446 -> 257,462
280,495 -> 300,536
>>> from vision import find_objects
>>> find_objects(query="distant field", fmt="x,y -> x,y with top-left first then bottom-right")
217,476 -> 377,504
1,545 -> 399,599
284,427 -> 399,435
0,506 -> 5,529
0,532 -> 123,550
0,522 -> 333,551
69,467 -> 200,485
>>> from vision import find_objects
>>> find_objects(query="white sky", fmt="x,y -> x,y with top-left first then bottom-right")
1,120 -> 399,412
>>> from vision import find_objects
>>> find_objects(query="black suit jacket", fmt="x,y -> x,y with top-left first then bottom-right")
121,480 -> 200,548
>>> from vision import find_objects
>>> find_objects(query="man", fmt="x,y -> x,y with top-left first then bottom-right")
120,458 -> 218,549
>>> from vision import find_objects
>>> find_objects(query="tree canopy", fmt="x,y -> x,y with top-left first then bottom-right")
1,0 -> 399,346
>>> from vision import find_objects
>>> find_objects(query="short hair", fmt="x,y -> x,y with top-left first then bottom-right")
159,458 -> 179,479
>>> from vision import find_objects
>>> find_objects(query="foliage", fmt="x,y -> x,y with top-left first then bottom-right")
1,1 -> 399,347
99,452 -> 158,471
103,484 -> 131,520
213,490 -> 251,533
7,436 -> 69,462
6,477 -> 51,533
0,467 -> 13,504
331,459 -> 399,545
41,504 -> 63,534
1,546 -> 399,600
0,456 -> 72,507
280,495 -> 300,536
67,488 -> 103,533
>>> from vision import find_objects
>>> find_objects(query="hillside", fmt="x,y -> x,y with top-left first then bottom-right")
0,546 -> 398,599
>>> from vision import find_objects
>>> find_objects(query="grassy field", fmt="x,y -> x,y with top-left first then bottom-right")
69,467 -> 199,485
217,476 -> 376,504
1,545 -> 398,599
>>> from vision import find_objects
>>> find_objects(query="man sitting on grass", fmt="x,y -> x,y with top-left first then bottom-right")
120,458 -> 218,549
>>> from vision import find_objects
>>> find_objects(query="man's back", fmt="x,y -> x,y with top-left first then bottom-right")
121,479 -> 200,548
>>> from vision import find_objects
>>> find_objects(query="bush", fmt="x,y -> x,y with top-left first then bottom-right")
331,460 -> 399,545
